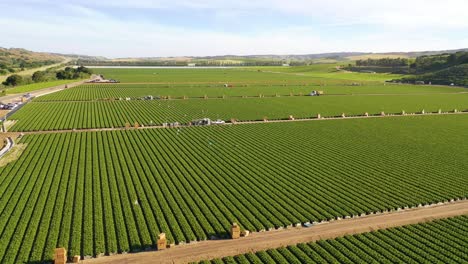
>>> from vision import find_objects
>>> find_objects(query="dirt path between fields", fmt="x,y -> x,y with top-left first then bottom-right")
15,111 -> 468,135
84,200 -> 468,264
0,75 -> 98,104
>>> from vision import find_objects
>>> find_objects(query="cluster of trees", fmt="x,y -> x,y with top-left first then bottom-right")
396,64 -> 468,86
2,66 -> 92,87
0,63 -> 16,75
356,58 -> 409,67
0,59 -> 59,76
410,51 -> 468,73
56,66 -> 93,80
392,51 -> 468,86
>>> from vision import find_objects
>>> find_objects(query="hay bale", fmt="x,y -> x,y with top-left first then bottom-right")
230,223 -> 241,239
54,248 -> 67,264
134,122 -> 140,128
288,115 -> 295,120
380,111 -> 385,116
157,233 -> 167,250
317,114 -> 321,119
341,113 -> 346,118
72,255 -> 80,263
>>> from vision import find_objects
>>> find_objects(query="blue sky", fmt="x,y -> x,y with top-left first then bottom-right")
1,0 -> 467,58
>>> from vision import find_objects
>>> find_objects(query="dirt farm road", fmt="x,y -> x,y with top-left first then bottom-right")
84,200 -> 468,264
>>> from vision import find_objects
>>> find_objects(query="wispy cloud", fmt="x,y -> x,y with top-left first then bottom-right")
1,0 -> 467,57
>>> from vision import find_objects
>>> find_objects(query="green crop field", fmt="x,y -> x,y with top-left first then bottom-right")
248,64 -> 407,82
9,94 -> 468,131
0,116 -> 468,262
34,83 -> 467,102
3,80 -> 73,95
93,66 -> 408,84
2,66 -> 467,263
200,215 -> 468,264
95,68 -> 319,83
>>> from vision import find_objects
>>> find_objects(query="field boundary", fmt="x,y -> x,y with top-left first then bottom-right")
84,199 -> 468,264
33,90 -> 468,103
13,110 -> 468,134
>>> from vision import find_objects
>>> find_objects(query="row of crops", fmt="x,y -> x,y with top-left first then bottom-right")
200,215 -> 468,264
34,83 -> 467,101
94,68 -> 322,83
9,94 -> 468,131
0,116 -> 467,262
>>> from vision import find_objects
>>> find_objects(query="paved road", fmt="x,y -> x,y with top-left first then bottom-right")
84,200 -> 468,264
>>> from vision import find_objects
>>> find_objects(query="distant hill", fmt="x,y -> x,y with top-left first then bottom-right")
78,48 -> 468,66
0,48 -> 65,75
3,46 -> 468,68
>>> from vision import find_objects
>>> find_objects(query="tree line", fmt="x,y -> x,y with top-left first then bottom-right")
355,58 -> 410,67
1,66 -> 93,87
410,51 -> 468,73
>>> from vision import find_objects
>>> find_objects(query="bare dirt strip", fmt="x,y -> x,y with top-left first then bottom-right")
84,200 -> 468,264
14,111 -> 468,135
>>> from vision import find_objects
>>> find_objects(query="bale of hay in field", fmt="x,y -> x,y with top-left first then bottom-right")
341,113 -> 346,118
230,118 -> 237,124
289,115 -> 295,120
380,111 -> 385,116
54,248 -> 67,264
401,110 -> 406,115
125,122 -> 131,129
134,122 -> 140,128
72,255 -> 80,263
230,223 -> 241,239
364,112 -> 369,117
317,114 -> 321,119
263,117 -> 268,122
157,233 -> 167,250
438,109 -> 442,114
